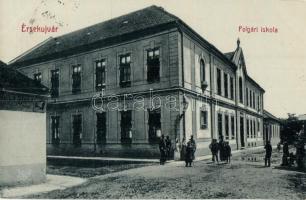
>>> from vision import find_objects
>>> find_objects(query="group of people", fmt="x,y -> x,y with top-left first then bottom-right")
159,135 -> 197,167
279,140 -> 305,169
209,137 -> 232,164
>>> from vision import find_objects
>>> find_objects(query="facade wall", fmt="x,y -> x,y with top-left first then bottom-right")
0,110 -> 46,186
264,121 -> 280,145
16,25 -> 267,158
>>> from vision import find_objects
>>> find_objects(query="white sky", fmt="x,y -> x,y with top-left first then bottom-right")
0,0 -> 305,118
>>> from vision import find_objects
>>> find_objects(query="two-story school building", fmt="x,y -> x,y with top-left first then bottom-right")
9,6 -> 277,158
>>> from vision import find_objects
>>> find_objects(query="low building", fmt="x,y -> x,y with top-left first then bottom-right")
0,61 -> 49,186
263,110 -> 281,145
10,6 -> 267,158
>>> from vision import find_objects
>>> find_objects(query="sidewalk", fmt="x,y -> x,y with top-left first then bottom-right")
0,175 -> 86,198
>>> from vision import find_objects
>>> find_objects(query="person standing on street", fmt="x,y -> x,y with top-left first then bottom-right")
225,141 -> 232,164
264,141 -> 272,167
190,135 -> 197,161
209,139 -> 219,163
159,135 -> 167,165
165,136 -> 172,160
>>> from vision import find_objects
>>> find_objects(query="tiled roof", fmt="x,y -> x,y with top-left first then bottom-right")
10,5 -> 178,66
0,61 -> 49,95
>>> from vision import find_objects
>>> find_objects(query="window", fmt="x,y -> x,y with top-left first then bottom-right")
231,116 -> 235,139
257,96 -> 260,111
250,119 -> 253,138
217,68 -> 222,95
148,109 -> 161,143
51,69 -> 59,98
218,113 -> 223,139
225,114 -> 229,140
72,65 -> 81,94
200,59 -> 206,82
120,54 -> 131,87
249,90 -> 252,108
230,77 -> 234,100
253,92 -> 255,109
246,88 -> 249,106
224,73 -> 228,98
95,59 -> 106,91
239,77 -> 243,103
147,48 -> 160,83
120,110 -> 132,143
253,120 -> 256,138
51,116 -> 60,145
247,119 -> 250,138
72,114 -> 82,146
200,111 -> 208,129
96,112 -> 106,144
34,72 -> 42,83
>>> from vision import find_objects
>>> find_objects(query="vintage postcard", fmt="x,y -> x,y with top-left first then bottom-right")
0,0 -> 305,199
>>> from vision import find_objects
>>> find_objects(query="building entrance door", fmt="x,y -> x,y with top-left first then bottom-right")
240,116 -> 245,148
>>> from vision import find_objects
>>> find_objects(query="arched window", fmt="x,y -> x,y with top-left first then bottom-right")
200,59 -> 205,82
239,77 -> 243,103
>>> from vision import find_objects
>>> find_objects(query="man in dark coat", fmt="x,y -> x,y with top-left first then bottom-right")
219,136 -> 226,161
185,141 -> 193,167
264,141 -> 272,167
224,141 -> 232,164
165,136 -> 172,160
159,135 -> 167,165
209,139 -> 219,163
190,135 -> 197,161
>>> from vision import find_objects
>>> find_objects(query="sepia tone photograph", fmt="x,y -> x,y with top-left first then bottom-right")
0,0 -> 305,199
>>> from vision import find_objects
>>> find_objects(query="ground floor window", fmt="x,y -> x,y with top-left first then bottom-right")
247,119 -> 250,138
72,114 -> 82,146
200,111 -> 208,129
148,109 -> 161,143
225,114 -> 229,140
218,113 -> 223,139
51,116 -> 60,145
121,110 -> 132,143
231,116 -> 235,139
96,112 -> 106,144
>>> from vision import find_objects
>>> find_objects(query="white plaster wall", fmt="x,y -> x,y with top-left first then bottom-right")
0,110 -> 46,169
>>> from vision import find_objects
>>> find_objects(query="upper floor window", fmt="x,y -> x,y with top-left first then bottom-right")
246,88 -> 249,106
230,77 -> 234,100
239,77 -> 243,103
200,110 -> 208,129
147,48 -> 160,83
34,72 -> 42,84
253,92 -> 255,109
120,54 -> 131,87
51,69 -> 59,98
72,64 -> 81,94
200,59 -> 206,82
95,59 -> 106,91
224,73 -> 228,98
258,95 -> 260,111
217,68 -> 222,95
250,90 -> 253,108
